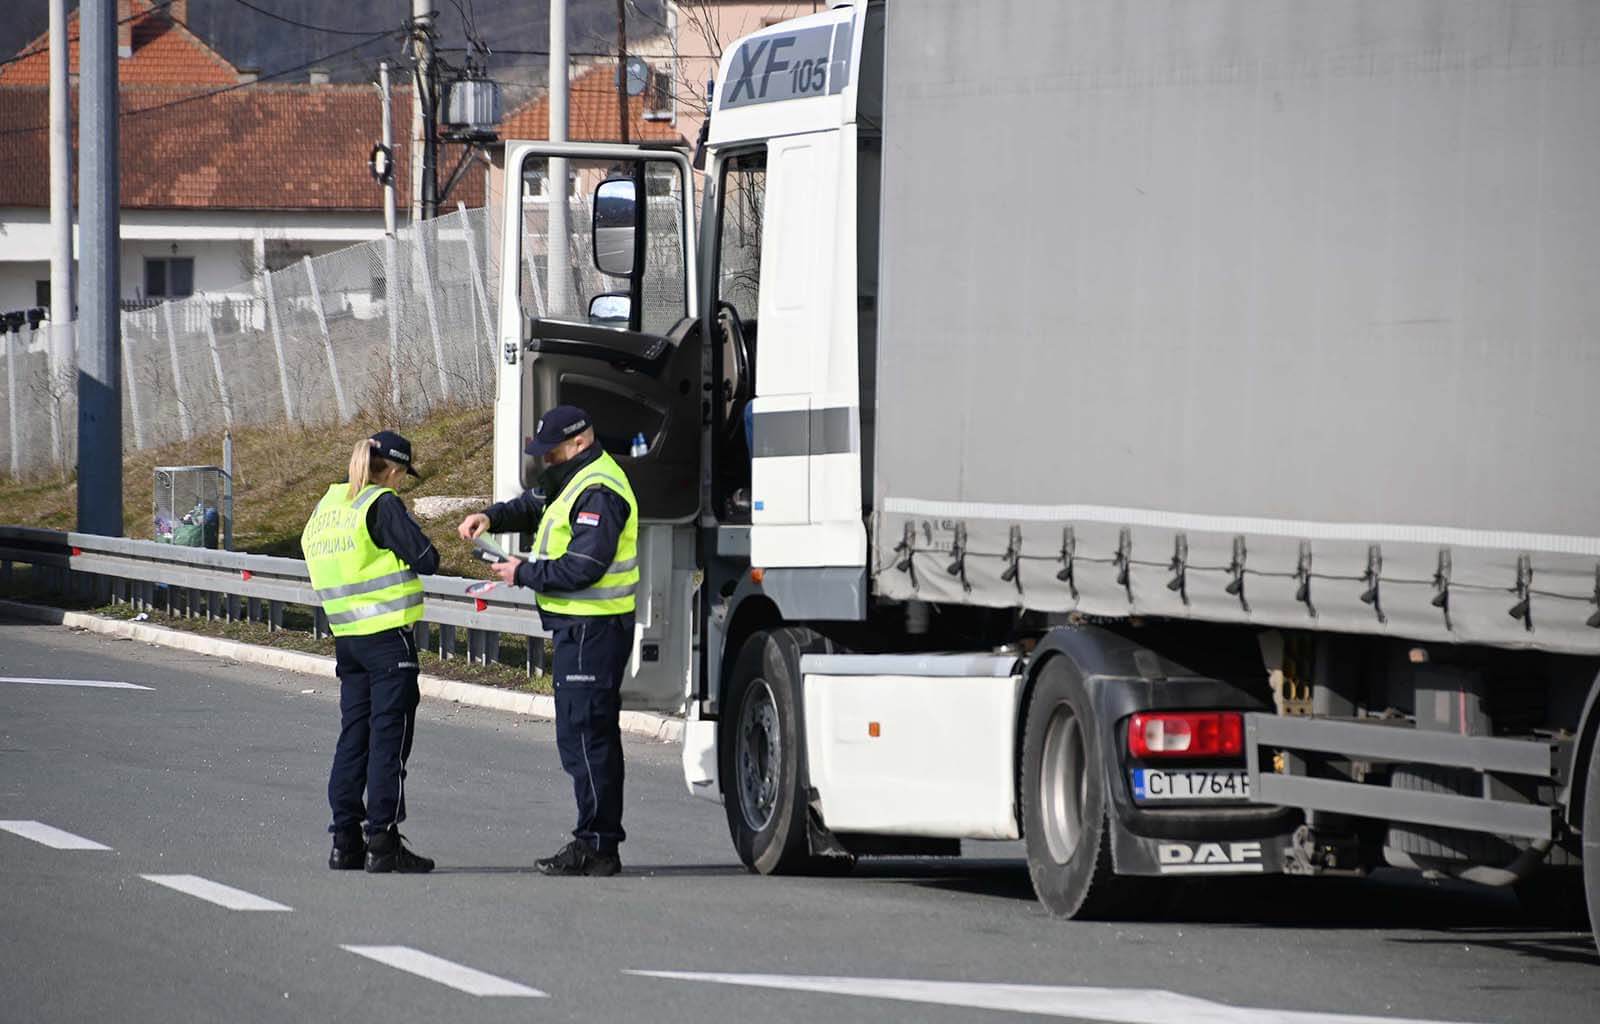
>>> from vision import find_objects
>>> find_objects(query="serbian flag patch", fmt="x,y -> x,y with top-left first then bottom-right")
575,511 -> 602,527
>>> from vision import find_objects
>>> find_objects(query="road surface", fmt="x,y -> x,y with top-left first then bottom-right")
2,612 -> 1594,1023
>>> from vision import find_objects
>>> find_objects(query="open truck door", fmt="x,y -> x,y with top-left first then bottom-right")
493,142 -> 701,714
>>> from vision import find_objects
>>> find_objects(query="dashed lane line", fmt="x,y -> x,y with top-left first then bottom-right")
625,972 -> 1491,1024
0,820 -> 113,850
140,874 -> 293,912
342,946 -> 547,997
0,675 -> 152,690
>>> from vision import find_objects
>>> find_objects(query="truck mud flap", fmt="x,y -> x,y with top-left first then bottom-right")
1110,818 -> 1294,877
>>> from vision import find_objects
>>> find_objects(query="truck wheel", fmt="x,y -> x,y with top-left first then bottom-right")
1584,739 -> 1600,953
1021,657 -> 1148,918
721,627 -> 832,875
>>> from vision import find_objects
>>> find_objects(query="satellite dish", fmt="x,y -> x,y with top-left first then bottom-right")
619,56 -> 650,97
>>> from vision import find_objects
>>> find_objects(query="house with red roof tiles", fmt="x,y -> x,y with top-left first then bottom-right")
0,1 -> 476,315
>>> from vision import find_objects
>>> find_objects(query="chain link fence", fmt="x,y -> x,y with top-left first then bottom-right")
3,181 -> 692,482
1,205 -> 501,479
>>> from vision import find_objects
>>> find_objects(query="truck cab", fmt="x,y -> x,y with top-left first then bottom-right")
490,1 -> 882,717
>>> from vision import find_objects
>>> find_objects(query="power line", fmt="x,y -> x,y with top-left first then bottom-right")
223,0 -> 385,37
0,30 -> 400,137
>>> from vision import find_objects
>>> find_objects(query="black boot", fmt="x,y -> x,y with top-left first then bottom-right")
329,828 -> 366,870
535,839 -> 620,877
364,827 -> 435,874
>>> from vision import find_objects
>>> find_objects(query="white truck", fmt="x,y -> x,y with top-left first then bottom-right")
490,0 -> 1600,944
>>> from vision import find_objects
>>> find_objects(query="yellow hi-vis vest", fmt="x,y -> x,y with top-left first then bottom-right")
533,449 -> 640,617
301,483 -> 425,637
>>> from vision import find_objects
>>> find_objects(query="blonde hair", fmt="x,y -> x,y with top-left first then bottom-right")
347,439 -> 398,501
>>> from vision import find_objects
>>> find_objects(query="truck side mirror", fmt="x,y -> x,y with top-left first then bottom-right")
592,178 -> 638,278
588,292 -> 631,327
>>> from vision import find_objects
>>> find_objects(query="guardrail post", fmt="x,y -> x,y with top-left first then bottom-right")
268,600 -> 284,632
438,624 -> 456,660
465,628 -> 499,666
314,608 -> 330,640
247,596 -> 262,623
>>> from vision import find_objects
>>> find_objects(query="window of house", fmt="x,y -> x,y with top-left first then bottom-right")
145,257 -> 195,299
644,67 -> 674,122
35,280 -> 49,308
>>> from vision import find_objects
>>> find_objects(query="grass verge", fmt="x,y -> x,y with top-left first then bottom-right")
0,404 -> 499,579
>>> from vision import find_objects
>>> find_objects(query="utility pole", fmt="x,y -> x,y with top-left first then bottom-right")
411,0 -> 438,221
48,0 -> 74,467
548,0 -> 571,317
77,0 -> 121,536
616,0 -> 629,144
379,60 -> 397,237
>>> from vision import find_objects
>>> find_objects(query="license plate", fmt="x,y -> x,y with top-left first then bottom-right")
1132,769 -> 1250,803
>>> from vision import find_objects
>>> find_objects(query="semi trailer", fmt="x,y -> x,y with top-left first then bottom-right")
488,0 -> 1600,944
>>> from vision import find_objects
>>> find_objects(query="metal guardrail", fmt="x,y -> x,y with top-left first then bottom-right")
0,526 -> 550,673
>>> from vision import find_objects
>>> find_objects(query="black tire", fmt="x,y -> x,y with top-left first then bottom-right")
720,627 -> 835,875
1020,657 -> 1153,919
1583,738 -> 1600,953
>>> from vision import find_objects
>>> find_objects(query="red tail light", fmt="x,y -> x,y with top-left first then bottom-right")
1128,711 -> 1243,759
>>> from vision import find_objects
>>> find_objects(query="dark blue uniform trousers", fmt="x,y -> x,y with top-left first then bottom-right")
551,614 -> 632,855
328,626 -> 421,838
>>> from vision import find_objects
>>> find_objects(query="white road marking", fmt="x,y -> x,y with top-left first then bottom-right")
0,675 -> 152,690
626,972 -> 1489,1024
140,874 -> 292,912
0,820 -> 112,850
342,946 -> 546,997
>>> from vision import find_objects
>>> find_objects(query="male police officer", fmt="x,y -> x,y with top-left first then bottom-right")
457,406 -> 638,876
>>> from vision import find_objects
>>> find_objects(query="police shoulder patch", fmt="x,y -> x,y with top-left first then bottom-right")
575,511 -> 601,527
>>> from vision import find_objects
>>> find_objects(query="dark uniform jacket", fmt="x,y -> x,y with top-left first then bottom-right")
480,445 -> 633,630
368,492 -> 439,575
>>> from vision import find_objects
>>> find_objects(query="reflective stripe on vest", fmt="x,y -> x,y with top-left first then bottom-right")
532,449 -> 640,617
300,483 -> 426,636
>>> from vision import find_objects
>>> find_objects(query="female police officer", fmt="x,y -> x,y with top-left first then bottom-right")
302,430 -> 439,873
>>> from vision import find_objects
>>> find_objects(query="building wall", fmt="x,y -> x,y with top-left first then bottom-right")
654,2 -> 828,161
0,207 -> 389,313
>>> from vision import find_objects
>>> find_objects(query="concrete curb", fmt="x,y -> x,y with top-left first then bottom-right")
0,599 -> 685,744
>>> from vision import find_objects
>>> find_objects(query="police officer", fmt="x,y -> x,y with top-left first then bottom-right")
302,430 -> 439,874
457,406 -> 638,876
